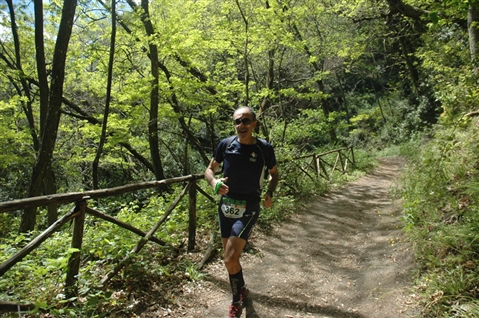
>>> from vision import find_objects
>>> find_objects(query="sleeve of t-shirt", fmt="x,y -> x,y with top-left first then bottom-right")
265,143 -> 277,169
213,139 -> 226,163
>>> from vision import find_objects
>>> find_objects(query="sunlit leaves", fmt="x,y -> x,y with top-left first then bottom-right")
0,99 -> 33,169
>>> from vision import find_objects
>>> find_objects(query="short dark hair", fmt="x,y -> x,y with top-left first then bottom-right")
234,106 -> 256,121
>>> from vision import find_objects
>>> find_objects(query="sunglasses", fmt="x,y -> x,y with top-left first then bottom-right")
234,118 -> 253,125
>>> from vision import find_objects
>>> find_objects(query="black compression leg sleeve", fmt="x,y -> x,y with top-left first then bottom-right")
229,269 -> 245,303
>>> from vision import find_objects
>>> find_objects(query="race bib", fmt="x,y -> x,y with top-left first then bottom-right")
221,197 -> 247,219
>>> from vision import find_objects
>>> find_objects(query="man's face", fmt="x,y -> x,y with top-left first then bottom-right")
233,108 -> 256,138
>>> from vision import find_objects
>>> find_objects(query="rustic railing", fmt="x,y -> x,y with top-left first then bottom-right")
0,146 -> 354,313
279,146 -> 355,188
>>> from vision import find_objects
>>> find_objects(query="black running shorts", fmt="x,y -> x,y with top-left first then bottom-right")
217,196 -> 260,240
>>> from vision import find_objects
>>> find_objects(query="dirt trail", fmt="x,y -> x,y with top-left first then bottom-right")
168,156 -> 418,317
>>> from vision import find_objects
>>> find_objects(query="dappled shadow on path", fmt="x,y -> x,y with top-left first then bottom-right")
244,295 -> 366,318
203,273 -> 367,317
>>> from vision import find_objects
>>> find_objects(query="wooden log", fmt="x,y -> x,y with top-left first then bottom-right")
318,159 -> 329,180
188,180 -> 197,251
85,207 -> 177,251
466,110 -> 479,117
0,300 -> 34,313
0,174 -> 204,213
197,185 -> 217,203
65,199 -> 87,300
277,147 -> 350,163
296,161 -> 315,182
313,154 -> 320,178
331,153 -> 340,177
198,231 -> 218,270
339,152 -> 345,172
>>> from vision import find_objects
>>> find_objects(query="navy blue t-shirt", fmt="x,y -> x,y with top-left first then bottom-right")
213,136 -> 277,200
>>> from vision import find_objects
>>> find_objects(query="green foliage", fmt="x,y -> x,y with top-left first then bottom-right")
416,21 -> 477,120
269,108 -> 348,153
182,261 -> 207,281
0,230 -> 77,309
400,117 -> 479,317
346,90 -> 432,150
258,194 -> 296,227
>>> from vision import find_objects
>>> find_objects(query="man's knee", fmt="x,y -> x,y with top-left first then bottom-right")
224,248 -> 242,272
224,257 -> 241,274
224,253 -> 239,266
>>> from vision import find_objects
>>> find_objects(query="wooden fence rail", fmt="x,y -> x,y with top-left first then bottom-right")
0,147 -> 354,313
279,146 -> 355,181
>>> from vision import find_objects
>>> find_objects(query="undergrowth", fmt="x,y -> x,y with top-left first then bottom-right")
399,116 -> 479,318
0,187 -> 218,317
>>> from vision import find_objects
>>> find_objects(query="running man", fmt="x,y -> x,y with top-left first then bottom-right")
205,106 -> 279,318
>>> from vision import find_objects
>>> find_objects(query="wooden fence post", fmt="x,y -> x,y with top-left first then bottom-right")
188,180 -> 197,251
318,158 -> 328,180
65,196 -> 88,300
313,154 -> 320,178
339,152 -> 345,172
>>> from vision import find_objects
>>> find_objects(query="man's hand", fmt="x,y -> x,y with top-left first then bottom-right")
214,177 -> 229,195
263,192 -> 273,208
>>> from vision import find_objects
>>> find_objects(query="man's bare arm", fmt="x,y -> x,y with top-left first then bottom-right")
205,158 -> 229,195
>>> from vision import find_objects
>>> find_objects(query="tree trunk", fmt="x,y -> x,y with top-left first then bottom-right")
258,48 -> 275,139
35,0 -> 58,226
125,0 -> 166,180
20,0 -> 78,232
93,0 -> 117,190
44,168 -> 58,226
258,3 -> 275,139
235,0 -> 250,105
468,1 -> 479,65
138,0 -> 165,181
385,0 -> 423,20
34,0 -> 49,136
335,71 -> 352,125
5,0 -> 39,150
398,36 -> 420,96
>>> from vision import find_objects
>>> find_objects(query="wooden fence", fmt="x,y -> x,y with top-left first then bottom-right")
0,146 -> 354,314
280,146 -> 355,181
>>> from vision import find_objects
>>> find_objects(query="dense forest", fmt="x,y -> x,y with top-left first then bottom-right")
1,0 -> 479,317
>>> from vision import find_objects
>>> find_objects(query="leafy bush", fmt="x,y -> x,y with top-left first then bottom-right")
399,116 -> 479,317
347,91 -> 430,150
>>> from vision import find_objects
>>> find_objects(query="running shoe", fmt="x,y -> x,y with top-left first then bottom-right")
228,301 -> 242,318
